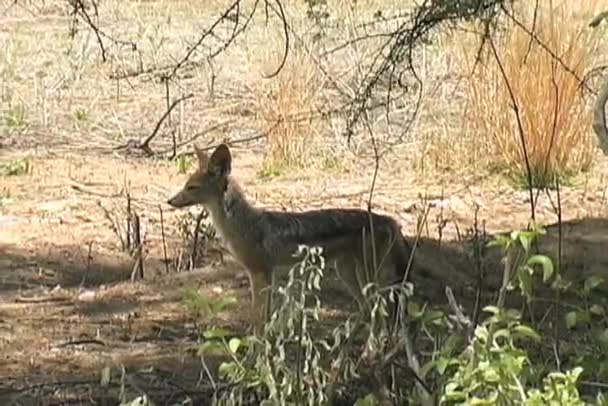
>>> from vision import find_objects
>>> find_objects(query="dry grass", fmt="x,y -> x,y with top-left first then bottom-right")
459,1 -> 603,187
249,39 -> 328,175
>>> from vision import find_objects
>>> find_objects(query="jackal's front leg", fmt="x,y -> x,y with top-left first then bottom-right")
248,269 -> 272,333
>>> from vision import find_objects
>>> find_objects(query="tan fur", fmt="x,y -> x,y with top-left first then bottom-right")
168,144 -> 413,330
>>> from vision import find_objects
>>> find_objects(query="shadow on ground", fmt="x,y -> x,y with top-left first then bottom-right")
1,217 -> 608,404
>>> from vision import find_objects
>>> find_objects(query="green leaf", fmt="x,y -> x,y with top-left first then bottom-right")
199,341 -> 226,355
210,296 -> 238,313
483,367 -> 500,382
312,273 -> 321,290
483,305 -> 500,315
422,309 -> 445,324
228,337 -> 241,354
597,328 -> 608,347
218,361 -> 239,378
565,311 -> 578,329
510,230 -> 520,241
203,327 -> 231,339
513,325 -> 541,341
442,390 -> 466,402
493,328 -> 510,340
436,357 -> 450,375
487,235 -> 511,249
578,310 -> 591,324
443,334 -> 464,355
504,308 -> 522,320
354,393 -> 378,406
470,392 -> 498,405
527,255 -> 554,282
407,302 -> 424,318
590,304 -> 606,317
584,275 -> 604,293
518,267 -> 534,299
518,231 -> 532,253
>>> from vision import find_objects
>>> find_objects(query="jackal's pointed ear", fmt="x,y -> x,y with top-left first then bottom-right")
208,144 -> 232,176
193,144 -> 209,170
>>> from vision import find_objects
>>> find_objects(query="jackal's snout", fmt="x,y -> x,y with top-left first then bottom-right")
167,192 -> 188,208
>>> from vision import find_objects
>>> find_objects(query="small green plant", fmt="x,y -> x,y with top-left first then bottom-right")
563,275 -> 605,330
488,224 -> 554,302
559,274 -> 608,384
206,244 -> 421,405
2,106 -> 28,129
440,306 -> 586,405
526,367 -> 585,406
176,154 -> 194,174
0,158 -> 32,176
507,169 -> 577,191
256,163 -> 283,179
181,287 -> 237,320
321,155 -> 344,173
74,109 -> 88,121
214,245 -> 330,405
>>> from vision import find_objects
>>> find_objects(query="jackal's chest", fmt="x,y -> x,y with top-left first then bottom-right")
212,219 -> 268,266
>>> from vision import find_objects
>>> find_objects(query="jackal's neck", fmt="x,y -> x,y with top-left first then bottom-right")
206,176 -> 258,237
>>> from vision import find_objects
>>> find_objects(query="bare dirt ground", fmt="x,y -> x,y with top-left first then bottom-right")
2,0 -> 608,404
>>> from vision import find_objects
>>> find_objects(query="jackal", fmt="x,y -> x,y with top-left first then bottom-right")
167,144 -> 413,330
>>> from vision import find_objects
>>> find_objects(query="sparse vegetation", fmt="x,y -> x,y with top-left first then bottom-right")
74,108 -> 89,122
175,153 -> 195,174
2,105 -> 28,129
0,158 -> 31,176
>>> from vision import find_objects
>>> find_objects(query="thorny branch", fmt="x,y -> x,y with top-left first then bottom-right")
99,0 -> 290,84
68,0 -> 137,62
344,0 -> 510,141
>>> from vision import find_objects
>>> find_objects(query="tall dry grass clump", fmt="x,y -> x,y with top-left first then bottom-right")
251,41 -> 327,175
461,2 -> 602,187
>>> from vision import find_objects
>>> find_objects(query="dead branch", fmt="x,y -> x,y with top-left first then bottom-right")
138,93 -> 194,156
130,213 -> 145,281
53,339 -> 106,348
488,36 -> 536,220
156,119 -> 236,155
159,205 -> 170,274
